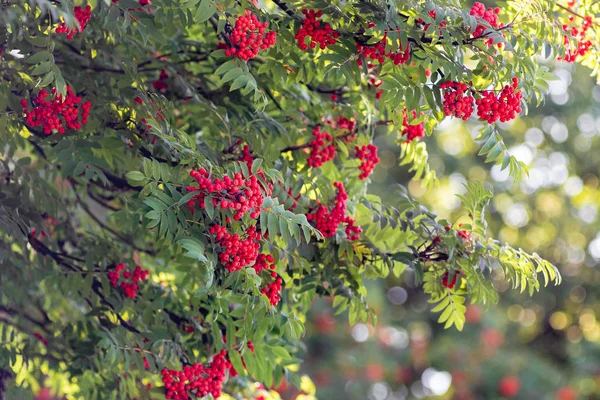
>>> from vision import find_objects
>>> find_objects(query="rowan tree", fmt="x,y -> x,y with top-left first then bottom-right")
1,0 -> 596,398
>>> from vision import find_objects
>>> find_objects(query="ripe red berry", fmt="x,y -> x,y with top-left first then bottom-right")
134,97 -> 143,105
555,386 -> 577,400
498,376 -> 521,398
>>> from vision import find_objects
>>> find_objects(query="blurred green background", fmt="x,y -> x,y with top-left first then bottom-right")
286,61 -> 600,400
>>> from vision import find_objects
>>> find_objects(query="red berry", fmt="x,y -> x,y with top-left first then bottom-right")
498,376 -> 521,398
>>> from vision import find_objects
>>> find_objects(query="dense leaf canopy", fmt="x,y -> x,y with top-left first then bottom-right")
1,0 -> 597,398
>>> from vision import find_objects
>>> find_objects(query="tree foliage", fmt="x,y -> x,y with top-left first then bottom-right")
1,0 -> 594,398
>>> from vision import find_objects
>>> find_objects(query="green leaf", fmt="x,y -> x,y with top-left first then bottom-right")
126,171 -> 146,182
27,51 -> 50,64
196,0 -> 217,23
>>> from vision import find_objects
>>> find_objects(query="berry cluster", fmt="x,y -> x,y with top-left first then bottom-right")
401,109 -> 425,143
418,10 -> 447,31
469,2 -> 501,45
559,14 -> 593,62
161,350 -> 232,400
331,116 -> 356,132
21,87 -> 91,135
308,182 -> 362,240
307,126 -> 336,168
152,69 -> 169,92
225,10 -> 276,60
108,263 -> 149,298
28,216 -> 58,242
440,81 -> 475,120
209,225 -> 261,272
239,144 -> 254,169
475,77 -> 522,124
261,277 -> 283,306
355,144 -> 380,180
445,224 -> 473,245
367,77 -> 384,100
55,5 -> 92,40
252,254 -> 281,305
356,34 -> 410,66
296,9 -> 339,50
441,271 -> 461,289
187,169 -> 265,221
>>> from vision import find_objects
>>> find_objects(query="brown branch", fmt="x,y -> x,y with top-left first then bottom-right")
70,182 -> 157,256
555,3 -> 600,28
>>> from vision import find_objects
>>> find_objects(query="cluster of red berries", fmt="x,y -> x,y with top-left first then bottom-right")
559,14 -> 593,62
476,77 -> 522,124
445,224 -> 473,244
401,109 -> 425,143
308,182 -> 362,240
441,270 -> 461,289
209,225 -> 261,272
261,277 -> 283,306
161,350 -> 232,400
418,10 -> 447,31
225,10 -> 276,60
239,144 -> 254,169
440,81 -> 475,120
323,116 -> 357,142
367,77 -> 384,100
356,26 -> 410,66
152,69 -> 169,92
29,216 -> 58,241
331,116 -> 356,132
355,144 -> 380,180
55,5 -> 92,40
187,169 -> 265,221
21,87 -> 91,135
253,253 -> 276,273
252,254 -> 282,305
107,263 -> 149,298
469,2 -> 501,45
296,9 -> 339,50
307,126 -> 336,168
